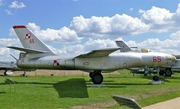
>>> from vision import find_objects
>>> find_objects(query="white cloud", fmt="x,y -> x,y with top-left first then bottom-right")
70,14 -> 149,38
139,5 -> 180,32
9,27 -> 16,36
141,6 -> 173,24
0,38 -> 20,47
84,38 -> 116,51
9,1 -> 25,9
5,9 -> 13,15
0,38 -> 21,61
170,31 -> 180,40
5,1 -> 26,15
46,38 -> 117,58
125,36 -> 180,55
26,23 -> 82,43
139,9 -> 145,14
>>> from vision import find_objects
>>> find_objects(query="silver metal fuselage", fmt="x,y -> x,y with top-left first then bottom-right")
16,52 -> 175,73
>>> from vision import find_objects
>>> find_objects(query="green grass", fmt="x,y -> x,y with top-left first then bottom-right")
0,70 -> 180,109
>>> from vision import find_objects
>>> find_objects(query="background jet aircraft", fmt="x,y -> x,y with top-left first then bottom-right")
0,61 -> 35,76
0,61 -> 18,75
8,25 -> 176,84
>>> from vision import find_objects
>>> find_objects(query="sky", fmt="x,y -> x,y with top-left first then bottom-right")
1,0 -> 180,61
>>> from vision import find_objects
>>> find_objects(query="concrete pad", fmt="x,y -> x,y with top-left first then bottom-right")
149,80 -> 164,85
143,97 -> 180,109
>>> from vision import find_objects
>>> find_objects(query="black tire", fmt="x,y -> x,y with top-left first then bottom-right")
153,76 -> 159,81
165,69 -> 172,76
89,72 -> 94,78
92,73 -> 103,84
4,70 -> 7,76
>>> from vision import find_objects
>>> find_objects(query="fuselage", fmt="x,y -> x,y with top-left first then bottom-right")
16,52 -> 176,72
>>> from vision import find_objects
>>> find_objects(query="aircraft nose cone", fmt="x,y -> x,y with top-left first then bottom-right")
172,55 -> 176,61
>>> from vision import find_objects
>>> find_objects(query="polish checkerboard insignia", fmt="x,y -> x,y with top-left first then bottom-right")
53,60 -> 60,67
25,33 -> 31,39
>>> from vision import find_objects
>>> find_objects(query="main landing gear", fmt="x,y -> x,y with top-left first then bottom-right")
89,70 -> 103,84
4,70 -> 7,76
152,68 -> 172,81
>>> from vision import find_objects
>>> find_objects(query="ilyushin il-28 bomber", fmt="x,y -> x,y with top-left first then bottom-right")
8,25 -> 176,84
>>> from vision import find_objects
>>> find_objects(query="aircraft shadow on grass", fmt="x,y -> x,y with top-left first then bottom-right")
0,78 -> 89,98
53,78 -> 89,98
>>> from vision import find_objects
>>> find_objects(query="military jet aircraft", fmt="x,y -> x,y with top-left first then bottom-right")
0,61 -> 18,75
7,25 -> 176,84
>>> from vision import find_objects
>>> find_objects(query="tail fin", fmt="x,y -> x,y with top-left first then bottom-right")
115,40 -> 132,52
13,25 -> 55,54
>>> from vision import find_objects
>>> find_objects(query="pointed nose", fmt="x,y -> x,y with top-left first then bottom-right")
165,55 -> 176,62
171,55 -> 176,61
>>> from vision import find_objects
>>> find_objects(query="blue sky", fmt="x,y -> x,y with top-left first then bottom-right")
1,0 -> 180,61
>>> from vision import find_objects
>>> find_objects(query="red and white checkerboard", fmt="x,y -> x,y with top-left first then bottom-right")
53,60 -> 60,66
25,33 -> 31,39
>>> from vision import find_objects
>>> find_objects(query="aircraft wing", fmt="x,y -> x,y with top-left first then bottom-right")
7,46 -> 47,53
75,48 -> 120,58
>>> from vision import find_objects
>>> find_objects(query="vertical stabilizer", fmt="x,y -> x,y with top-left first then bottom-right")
13,25 -> 55,54
115,40 -> 132,52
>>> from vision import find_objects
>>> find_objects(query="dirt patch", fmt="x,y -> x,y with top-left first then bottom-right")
72,101 -> 117,109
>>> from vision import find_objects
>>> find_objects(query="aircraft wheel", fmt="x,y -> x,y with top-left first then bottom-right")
165,68 -> 172,76
153,76 -> 159,81
89,72 -> 94,78
92,73 -> 103,84
4,70 -> 7,76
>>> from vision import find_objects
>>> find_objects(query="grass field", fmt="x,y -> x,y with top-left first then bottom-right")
0,70 -> 180,109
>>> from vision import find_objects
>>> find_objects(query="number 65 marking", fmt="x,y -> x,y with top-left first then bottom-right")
29,39 -> 34,44
153,56 -> 161,62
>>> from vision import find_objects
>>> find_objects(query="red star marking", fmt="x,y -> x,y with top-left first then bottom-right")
25,33 -> 31,39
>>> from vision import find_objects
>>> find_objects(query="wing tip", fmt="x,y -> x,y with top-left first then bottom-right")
13,25 -> 27,29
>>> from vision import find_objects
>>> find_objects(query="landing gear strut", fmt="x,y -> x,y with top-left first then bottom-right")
22,71 -> 26,76
152,67 -> 160,81
89,70 -> 103,84
4,70 -> 7,76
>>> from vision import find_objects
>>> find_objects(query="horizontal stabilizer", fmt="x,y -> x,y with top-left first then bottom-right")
115,40 -> 132,52
76,47 -> 120,58
7,46 -> 47,53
